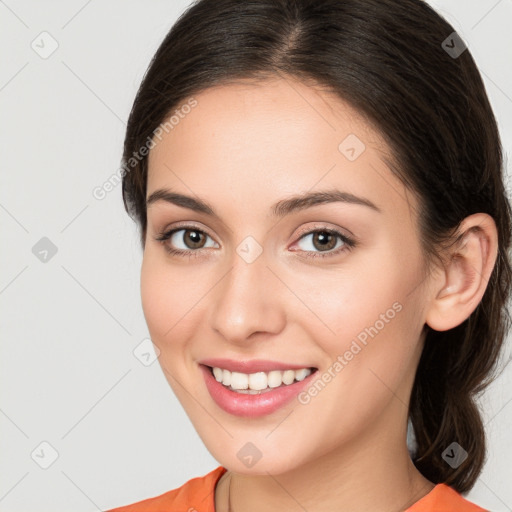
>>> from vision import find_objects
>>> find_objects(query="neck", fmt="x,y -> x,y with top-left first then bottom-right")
219,406 -> 434,512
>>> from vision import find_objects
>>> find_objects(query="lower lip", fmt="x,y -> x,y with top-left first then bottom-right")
200,364 -> 316,418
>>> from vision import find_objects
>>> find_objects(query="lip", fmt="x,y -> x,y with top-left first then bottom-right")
198,358 -> 314,373
199,363 -> 317,418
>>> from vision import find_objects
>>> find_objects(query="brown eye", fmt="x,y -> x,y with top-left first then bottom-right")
311,231 -> 338,251
297,230 -> 346,253
294,228 -> 356,260
154,226 -> 219,255
181,229 -> 207,249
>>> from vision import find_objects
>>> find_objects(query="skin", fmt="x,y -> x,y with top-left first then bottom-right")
141,76 -> 498,512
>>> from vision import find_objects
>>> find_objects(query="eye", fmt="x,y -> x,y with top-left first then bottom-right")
154,226 -> 218,257
293,228 -> 356,259
154,224 -> 356,260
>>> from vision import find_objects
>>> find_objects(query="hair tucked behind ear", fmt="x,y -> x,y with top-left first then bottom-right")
121,0 -> 512,492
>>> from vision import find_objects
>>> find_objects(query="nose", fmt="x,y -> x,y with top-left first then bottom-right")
209,251 -> 287,345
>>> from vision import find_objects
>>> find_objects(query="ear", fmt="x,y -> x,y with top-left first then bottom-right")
425,213 -> 498,332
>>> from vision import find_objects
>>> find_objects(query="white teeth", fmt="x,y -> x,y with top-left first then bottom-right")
267,370 -> 283,388
222,369 -> 231,387
213,367 -> 223,382
211,366 -> 313,392
282,369 -> 295,385
248,372 -> 268,390
294,368 -> 310,381
230,372 -> 249,390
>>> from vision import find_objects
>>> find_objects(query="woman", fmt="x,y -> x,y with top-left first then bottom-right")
107,0 -> 511,510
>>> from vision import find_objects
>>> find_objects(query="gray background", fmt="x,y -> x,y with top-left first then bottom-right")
1,0 -> 511,510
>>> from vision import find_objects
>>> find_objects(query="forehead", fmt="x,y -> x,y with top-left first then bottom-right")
146,77 -> 416,224
148,76 -> 388,167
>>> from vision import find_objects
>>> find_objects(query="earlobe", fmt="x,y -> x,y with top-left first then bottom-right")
425,213 -> 498,332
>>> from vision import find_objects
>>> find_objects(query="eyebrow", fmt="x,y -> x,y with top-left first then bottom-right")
146,187 -> 381,217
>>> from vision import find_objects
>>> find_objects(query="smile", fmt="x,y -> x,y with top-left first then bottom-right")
199,359 -> 318,417
211,366 -> 313,393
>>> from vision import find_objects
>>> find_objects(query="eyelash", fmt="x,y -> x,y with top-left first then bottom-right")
154,225 -> 356,260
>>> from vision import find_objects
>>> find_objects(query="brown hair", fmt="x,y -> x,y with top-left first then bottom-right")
121,0 -> 512,492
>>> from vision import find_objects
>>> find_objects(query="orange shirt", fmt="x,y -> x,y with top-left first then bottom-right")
106,466 -> 488,512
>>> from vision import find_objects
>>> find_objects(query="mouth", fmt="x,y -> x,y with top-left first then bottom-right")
208,365 -> 317,394
199,360 -> 318,417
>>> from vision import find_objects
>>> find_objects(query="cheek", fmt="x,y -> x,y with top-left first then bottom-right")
301,261 -> 425,417
298,248 -> 425,404
140,253 -> 196,350
140,254 -> 169,341
294,263 -> 412,353
316,237 -> 425,344
140,254 -> 203,402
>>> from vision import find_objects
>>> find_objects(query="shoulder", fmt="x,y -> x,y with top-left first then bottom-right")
105,466 -> 227,512
406,483 -> 488,512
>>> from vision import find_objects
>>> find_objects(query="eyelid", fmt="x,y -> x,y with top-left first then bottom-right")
155,221 -> 357,259
293,222 -> 356,242
156,222 -> 352,242
158,221 -> 217,241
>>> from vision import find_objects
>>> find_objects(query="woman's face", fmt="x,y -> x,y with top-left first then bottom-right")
142,77 -> 433,474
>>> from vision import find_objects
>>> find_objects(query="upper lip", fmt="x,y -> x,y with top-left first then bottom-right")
198,358 -> 316,373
